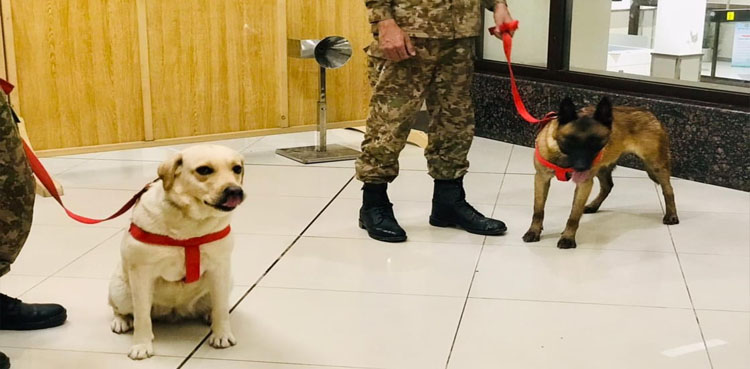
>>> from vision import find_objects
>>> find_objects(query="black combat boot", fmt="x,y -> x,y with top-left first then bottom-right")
430,177 -> 507,235
0,293 -> 67,331
358,183 -> 407,243
0,351 -> 8,369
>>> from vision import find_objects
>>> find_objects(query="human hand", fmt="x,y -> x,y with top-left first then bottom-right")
491,4 -> 516,39
377,19 -> 416,61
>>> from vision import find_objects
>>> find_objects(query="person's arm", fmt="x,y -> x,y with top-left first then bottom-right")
486,1 -> 515,38
365,0 -> 416,62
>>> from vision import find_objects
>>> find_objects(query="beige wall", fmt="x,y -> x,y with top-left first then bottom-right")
482,0 -> 550,67
569,0 -> 612,71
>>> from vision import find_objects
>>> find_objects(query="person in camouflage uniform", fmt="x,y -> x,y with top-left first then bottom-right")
0,90 -> 66,369
357,0 -> 515,242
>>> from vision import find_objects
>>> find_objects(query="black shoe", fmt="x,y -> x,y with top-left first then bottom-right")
0,351 -> 9,369
358,183 -> 407,243
430,177 -> 507,235
0,293 -> 67,331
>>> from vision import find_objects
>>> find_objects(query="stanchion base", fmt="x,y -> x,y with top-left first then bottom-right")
276,144 -> 361,164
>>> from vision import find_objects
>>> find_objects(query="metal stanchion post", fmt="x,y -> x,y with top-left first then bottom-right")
276,36 -> 361,164
317,66 -> 327,152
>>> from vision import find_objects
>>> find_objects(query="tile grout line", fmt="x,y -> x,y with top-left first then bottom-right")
501,144 -> 515,175
236,138 -> 263,153
666,223 -> 715,369
243,163 -> 355,170
175,175 -> 356,369
49,187 -> 348,200
48,157 -> 93,176
488,242 -> 682,254
655,174 -> 715,368
50,137 -> 256,164
443,231 -> 487,369
0,345 -> 189,358
444,150 -> 511,369
54,158 -> 163,163
15,227 -> 125,299
181,356 -> 382,369
467,296 -> 697,310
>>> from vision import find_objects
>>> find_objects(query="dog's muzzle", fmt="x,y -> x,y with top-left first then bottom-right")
209,186 -> 245,212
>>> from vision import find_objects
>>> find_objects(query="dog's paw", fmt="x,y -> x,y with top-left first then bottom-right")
583,205 -> 599,214
128,342 -> 153,360
557,238 -> 577,249
522,230 -> 541,243
208,330 -> 237,349
663,213 -> 680,225
111,316 -> 133,334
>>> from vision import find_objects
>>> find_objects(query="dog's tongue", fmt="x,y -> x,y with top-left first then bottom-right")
222,197 -> 243,208
571,170 -> 591,184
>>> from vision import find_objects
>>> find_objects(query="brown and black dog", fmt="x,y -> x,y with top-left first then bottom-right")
523,97 -> 679,249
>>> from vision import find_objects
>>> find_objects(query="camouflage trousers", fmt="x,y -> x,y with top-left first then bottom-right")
0,94 -> 34,277
355,37 -> 476,184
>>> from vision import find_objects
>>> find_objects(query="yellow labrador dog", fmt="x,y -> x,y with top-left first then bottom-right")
108,145 -> 245,360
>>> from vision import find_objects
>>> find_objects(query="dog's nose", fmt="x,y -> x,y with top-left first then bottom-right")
223,186 -> 244,198
573,163 -> 590,171
572,160 -> 591,172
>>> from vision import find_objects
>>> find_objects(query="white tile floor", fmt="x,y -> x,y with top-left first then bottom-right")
0,129 -> 748,369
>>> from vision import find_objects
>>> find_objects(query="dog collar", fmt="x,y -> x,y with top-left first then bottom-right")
128,223 -> 231,283
534,146 -> 604,182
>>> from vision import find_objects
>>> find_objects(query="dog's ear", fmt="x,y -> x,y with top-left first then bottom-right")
240,159 -> 245,185
158,153 -> 183,191
594,97 -> 613,128
558,97 -> 578,125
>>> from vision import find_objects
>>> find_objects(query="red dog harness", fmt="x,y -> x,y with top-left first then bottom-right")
128,224 -> 231,283
535,146 -> 605,182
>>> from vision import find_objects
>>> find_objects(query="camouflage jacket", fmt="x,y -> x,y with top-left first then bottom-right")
366,0 -> 507,39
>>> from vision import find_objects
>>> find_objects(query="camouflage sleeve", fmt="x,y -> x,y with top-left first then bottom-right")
0,94 -> 35,277
365,0 -> 393,24
483,0 -> 508,11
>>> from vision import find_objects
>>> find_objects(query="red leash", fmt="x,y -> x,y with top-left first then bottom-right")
489,21 -> 557,125
6,79 -> 228,283
489,22 -> 604,182
1,79 -> 152,223
1,79 -> 151,223
22,140 -> 153,224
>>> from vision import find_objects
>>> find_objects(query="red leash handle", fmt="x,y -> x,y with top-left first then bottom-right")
488,21 -> 557,125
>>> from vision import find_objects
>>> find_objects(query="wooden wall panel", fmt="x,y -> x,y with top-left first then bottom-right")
147,0 -> 285,139
10,0 -> 145,150
287,0 -> 371,127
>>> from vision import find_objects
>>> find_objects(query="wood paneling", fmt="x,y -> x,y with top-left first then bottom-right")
146,0 -> 286,139
10,0 -> 145,150
287,0 -> 371,127
5,0 -> 370,150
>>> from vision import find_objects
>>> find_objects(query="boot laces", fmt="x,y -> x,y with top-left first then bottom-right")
457,200 -> 485,220
371,204 -> 394,224
0,293 -> 21,310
